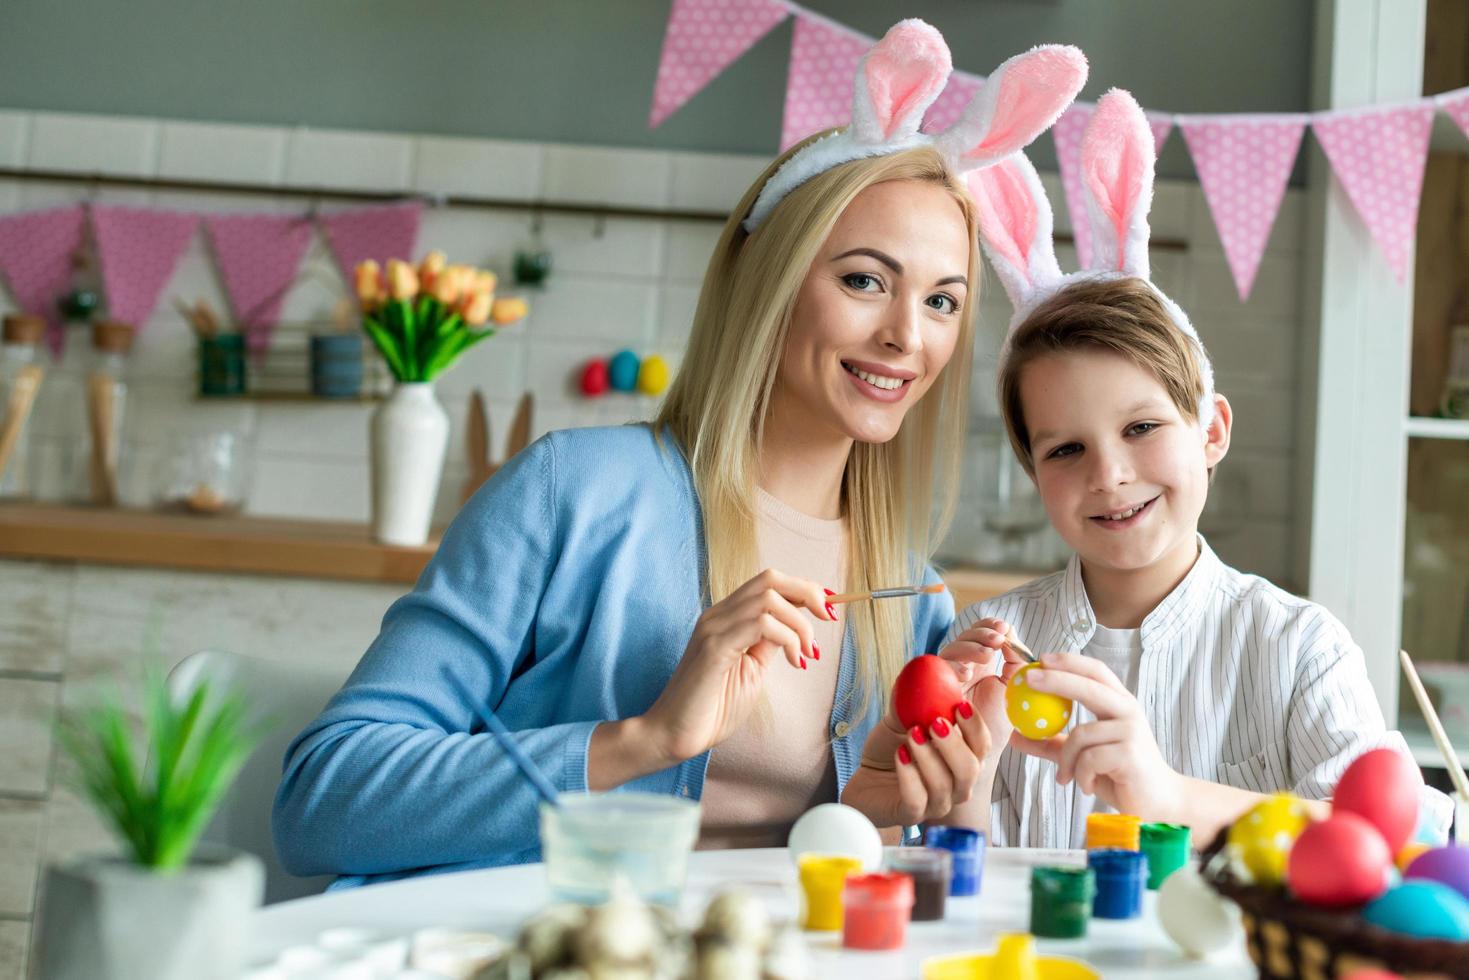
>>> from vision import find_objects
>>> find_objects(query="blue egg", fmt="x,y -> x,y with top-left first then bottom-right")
1363,881 -> 1469,941
608,350 -> 641,392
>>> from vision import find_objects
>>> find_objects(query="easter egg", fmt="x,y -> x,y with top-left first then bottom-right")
1227,794 -> 1312,887
608,350 -> 640,392
636,355 -> 670,396
1405,845 -> 1469,900
1157,864 -> 1242,958
1396,841 -> 1432,873
579,359 -> 609,397
1287,811 -> 1392,907
892,655 -> 965,732
787,803 -> 882,871
1333,748 -> 1421,854
1363,880 -> 1469,941
1005,663 -> 1072,740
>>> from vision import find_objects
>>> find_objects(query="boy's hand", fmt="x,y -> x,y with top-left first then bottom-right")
937,617 -> 1028,750
1008,652 -> 1186,822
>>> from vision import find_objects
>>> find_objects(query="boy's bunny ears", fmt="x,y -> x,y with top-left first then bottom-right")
969,88 -> 1217,430
742,20 -> 1087,232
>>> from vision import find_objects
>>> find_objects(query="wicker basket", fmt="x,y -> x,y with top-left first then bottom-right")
1198,829 -> 1469,979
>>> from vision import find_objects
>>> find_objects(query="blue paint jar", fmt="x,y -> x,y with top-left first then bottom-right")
310,333 -> 364,399
1089,848 -> 1148,919
924,826 -> 985,896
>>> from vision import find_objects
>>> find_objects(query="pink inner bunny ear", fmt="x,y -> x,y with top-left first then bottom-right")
968,159 -> 1038,281
859,20 -> 951,140
958,46 -> 1088,162
1081,89 -> 1154,272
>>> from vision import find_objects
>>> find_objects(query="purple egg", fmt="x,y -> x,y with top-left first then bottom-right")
1405,845 -> 1469,900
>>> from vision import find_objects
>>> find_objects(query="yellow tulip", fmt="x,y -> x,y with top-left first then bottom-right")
491,297 -> 528,326
475,270 -> 497,296
386,259 -> 419,301
461,290 -> 493,326
354,260 -> 384,310
418,250 -> 446,292
433,264 -> 471,306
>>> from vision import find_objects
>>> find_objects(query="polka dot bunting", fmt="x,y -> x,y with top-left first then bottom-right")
648,0 -> 790,129
781,16 -> 870,151
0,205 -> 85,355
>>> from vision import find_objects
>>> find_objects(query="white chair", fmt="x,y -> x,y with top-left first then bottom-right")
169,650 -> 348,904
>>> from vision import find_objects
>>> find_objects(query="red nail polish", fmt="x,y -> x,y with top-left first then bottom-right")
932,718 -> 950,738
811,643 -> 821,661
957,701 -> 974,720
897,745 -> 912,766
824,587 -> 835,596
910,725 -> 926,746
826,603 -> 837,620
800,657 -> 808,670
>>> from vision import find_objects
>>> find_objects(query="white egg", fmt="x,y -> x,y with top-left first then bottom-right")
786,803 -> 882,871
1157,865 -> 1243,959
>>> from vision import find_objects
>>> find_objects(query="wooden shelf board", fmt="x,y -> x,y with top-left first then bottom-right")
0,503 -> 435,585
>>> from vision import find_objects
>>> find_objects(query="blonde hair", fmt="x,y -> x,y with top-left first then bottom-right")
655,138 -> 980,716
998,276 -> 1209,474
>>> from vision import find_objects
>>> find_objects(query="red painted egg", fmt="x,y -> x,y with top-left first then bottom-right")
1333,748 -> 1422,854
1287,812 -> 1392,908
892,655 -> 965,731
580,359 -> 610,397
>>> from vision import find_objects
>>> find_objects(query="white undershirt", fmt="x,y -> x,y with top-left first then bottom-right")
1083,623 -> 1142,694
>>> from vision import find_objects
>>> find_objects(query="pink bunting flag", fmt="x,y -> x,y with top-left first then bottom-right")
0,205 -> 86,355
1054,105 -> 1173,267
90,205 -> 198,329
204,213 -> 314,353
319,202 -> 422,285
1179,115 -> 1306,300
1312,104 -> 1434,282
1440,88 -> 1469,140
649,0 -> 790,128
780,14 -> 871,151
922,72 -> 982,133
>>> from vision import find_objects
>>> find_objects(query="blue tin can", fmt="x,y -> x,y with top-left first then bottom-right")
924,826 -> 985,896
1089,848 -> 1148,919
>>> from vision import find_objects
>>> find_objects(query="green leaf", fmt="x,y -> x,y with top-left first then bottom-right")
423,327 -> 494,382
362,317 -> 408,381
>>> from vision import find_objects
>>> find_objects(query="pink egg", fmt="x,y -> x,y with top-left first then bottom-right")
1332,748 -> 1421,854
1287,812 -> 1392,908
1405,846 -> 1469,901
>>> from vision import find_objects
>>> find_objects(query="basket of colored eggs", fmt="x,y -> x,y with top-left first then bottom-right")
1198,748 -> 1469,979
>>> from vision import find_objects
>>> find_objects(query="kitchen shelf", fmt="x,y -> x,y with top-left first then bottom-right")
0,502 -> 435,585
1405,416 -> 1469,440
1400,714 -> 1469,772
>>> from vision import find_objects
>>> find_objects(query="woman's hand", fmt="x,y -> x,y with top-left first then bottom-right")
638,568 -> 835,766
1009,652 -> 1186,820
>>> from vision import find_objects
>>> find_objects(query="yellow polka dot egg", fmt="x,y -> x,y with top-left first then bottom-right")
1226,793 -> 1312,887
1005,663 -> 1073,740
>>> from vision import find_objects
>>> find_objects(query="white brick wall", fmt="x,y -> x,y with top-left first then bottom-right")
0,109 -> 1307,585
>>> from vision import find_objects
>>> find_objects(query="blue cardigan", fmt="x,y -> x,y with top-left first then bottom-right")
273,424 -> 955,886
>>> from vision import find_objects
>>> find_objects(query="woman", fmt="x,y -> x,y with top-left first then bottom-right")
273,22 -> 1085,885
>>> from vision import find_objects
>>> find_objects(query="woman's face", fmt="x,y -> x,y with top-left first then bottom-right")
776,179 -> 971,446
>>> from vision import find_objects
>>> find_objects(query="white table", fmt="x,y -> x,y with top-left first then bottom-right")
253,848 -> 1255,978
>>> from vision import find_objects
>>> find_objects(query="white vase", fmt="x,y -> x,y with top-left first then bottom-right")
371,382 -> 449,547
34,846 -> 263,980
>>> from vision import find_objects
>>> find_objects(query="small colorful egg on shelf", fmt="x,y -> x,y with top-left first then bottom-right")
1157,864 -> 1242,959
786,803 -> 882,872
1005,663 -> 1072,740
579,359 -> 610,397
1405,845 -> 1469,900
608,349 -> 641,392
1332,747 -> 1422,854
1287,811 -> 1392,907
636,354 -> 670,396
1226,793 -> 1312,887
1362,880 -> 1469,941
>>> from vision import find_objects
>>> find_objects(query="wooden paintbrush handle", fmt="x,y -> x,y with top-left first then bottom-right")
0,364 -> 43,484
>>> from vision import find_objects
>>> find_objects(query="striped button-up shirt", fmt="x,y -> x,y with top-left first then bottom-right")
948,537 -> 1451,848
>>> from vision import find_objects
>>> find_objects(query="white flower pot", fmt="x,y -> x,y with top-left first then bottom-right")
34,846 -> 263,980
371,381 -> 449,547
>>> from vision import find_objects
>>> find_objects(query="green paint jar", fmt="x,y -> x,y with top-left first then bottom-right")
1030,865 -> 1095,939
1140,822 -> 1191,889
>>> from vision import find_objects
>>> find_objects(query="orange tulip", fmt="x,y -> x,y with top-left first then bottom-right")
475,270 -> 497,296
433,264 -> 472,306
354,260 -> 384,311
491,297 -> 528,326
386,259 -> 419,301
461,290 -> 493,326
418,250 -> 446,293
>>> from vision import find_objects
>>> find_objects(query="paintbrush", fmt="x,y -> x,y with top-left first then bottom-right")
441,667 -> 561,808
1005,635 -> 1039,665
1399,650 -> 1469,802
825,583 -> 947,604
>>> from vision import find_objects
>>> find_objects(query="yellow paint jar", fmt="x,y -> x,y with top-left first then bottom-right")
798,854 -> 863,931
1085,813 -> 1141,851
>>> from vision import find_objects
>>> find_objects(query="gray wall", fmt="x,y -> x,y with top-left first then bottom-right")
0,0 -> 1313,179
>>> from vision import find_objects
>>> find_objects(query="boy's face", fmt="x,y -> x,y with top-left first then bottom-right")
1019,348 -> 1230,577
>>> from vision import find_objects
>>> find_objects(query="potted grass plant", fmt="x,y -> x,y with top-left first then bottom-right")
355,251 -> 528,546
34,669 -> 264,980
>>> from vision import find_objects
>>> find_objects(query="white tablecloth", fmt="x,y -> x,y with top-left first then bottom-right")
253,847 -> 1254,979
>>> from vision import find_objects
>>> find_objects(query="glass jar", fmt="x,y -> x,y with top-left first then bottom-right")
0,314 -> 46,499
59,320 -> 133,505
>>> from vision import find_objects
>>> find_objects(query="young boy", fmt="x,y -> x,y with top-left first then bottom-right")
943,90 -> 1450,849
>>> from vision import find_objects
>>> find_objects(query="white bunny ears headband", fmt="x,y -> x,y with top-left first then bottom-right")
968,88 -> 1217,431
742,20 -> 1088,233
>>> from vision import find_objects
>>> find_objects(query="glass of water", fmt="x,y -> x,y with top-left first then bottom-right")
539,792 -> 700,906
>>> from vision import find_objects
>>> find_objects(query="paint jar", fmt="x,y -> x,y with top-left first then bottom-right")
798,854 -> 862,931
538,792 -> 699,907
923,826 -> 984,896
1085,812 -> 1141,851
1089,848 -> 1148,919
883,847 -> 951,921
1140,822 -> 1191,889
198,332 -> 246,397
1030,866 -> 1095,939
841,872 -> 914,951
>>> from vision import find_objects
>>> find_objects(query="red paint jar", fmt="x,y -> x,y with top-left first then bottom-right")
841,872 -> 914,951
